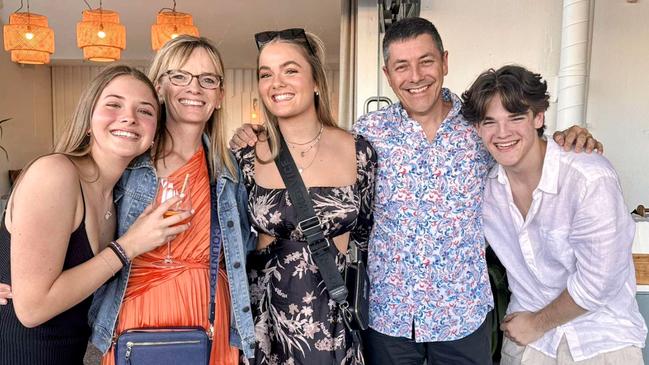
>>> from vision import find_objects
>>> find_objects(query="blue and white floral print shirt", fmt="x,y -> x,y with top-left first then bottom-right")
353,89 -> 494,342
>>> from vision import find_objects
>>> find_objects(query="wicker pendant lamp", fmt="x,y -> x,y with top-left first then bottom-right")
151,1 -> 199,50
3,0 -> 55,65
76,0 -> 125,62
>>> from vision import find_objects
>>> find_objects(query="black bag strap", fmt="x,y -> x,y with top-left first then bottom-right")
274,133 -> 349,305
208,182 -> 220,342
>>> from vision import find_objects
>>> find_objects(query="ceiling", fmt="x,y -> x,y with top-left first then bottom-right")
0,0 -> 342,68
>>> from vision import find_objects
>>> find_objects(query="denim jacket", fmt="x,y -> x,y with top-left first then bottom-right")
88,137 -> 257,358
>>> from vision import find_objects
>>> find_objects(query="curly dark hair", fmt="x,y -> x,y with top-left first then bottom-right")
461,65 -> 549,137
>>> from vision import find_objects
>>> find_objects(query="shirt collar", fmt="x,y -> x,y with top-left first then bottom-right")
490,138 -> 560,195
128,152 -> 154,169
536,139 -> 560,194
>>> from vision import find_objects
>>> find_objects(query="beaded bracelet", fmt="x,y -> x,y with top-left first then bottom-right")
107,240 -> 130,267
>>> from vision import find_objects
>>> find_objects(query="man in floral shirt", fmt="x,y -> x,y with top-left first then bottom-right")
353,17 -> 494,364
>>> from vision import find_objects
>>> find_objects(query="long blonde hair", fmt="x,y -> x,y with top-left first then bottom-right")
257,31 -> 340,160
148,35 -> 236,180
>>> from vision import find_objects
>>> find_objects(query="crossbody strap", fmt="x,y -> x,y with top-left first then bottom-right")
274,133 -> 349,305
208,182 -> 219,341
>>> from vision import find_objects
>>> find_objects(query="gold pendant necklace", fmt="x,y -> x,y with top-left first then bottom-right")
297,143 -> 320,174
104,206 -> 112,220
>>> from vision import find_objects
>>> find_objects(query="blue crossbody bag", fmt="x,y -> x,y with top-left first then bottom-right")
115,326 -> 211,365
114,238 -> 219,364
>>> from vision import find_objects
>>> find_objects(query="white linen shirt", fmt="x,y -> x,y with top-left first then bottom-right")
483,140 -> 647,361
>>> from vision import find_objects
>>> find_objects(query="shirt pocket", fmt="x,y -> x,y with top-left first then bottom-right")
536,227 -> 574,288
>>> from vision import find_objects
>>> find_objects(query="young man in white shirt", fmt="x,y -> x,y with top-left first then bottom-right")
461,65 -> 647,364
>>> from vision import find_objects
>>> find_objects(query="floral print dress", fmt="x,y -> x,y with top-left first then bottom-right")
236,135 -> 376,365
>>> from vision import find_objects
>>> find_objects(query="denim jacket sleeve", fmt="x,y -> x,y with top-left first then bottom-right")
217,152 -> 256,357
236,162 -> 257,255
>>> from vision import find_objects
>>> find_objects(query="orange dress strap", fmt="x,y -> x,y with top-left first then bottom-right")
102,147 -> 238,365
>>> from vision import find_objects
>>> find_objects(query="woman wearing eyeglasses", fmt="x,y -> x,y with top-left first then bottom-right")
235,29 -> 376,364
89,36 -> 256,365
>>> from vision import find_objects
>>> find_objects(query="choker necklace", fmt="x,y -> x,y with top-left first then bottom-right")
286,124 -> 324,147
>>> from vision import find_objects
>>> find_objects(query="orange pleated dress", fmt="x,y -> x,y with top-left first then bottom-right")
103,148 -> 239,365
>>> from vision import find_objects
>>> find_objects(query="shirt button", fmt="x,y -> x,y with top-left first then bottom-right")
227,220 -> 234,228
249,343 -> 256,349
233,262 -> 241,268
242,306 -> 250,313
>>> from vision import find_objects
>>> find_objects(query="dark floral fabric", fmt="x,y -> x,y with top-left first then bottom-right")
236,135 -> 376,365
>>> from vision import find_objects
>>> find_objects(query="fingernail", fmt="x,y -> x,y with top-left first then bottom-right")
190,209 -> 195,214
0,299 -> 6,305
7,293 -> 12,298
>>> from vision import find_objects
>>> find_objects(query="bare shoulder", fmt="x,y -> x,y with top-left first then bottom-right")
10,154 -> 81,211
18,154 -> 80,187
323,127 -> 356,153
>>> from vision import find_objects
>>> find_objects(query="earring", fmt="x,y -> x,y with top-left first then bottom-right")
86,130 -> 91,137
314,91 -> 320,97
150,140 -> 155,147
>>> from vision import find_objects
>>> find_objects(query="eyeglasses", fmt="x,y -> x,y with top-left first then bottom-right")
163,70 -> 223,90
254,28 -> 315,56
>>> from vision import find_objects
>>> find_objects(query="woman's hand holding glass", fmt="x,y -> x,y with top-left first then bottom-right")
115,194 -> 193,263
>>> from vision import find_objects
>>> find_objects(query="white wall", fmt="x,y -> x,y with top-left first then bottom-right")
419,0 -> 563,128
587,0 -> 649,210
0,19 -> 53,198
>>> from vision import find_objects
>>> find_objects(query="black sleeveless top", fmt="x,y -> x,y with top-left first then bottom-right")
0,185 -> 95,365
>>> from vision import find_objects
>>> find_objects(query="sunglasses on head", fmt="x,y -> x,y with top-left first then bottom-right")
254,28 -> 315,55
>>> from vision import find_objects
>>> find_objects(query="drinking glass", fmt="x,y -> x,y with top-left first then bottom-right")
154,175 -> 192,267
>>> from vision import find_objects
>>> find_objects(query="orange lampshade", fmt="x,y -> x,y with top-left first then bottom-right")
3,12 -> 55,65
76,9 -> 125,62
151,10 -> 199,50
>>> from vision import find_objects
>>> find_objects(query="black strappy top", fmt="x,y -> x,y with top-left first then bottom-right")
0,183 -> 95,365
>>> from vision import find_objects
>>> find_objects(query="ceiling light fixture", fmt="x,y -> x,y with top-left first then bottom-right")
76,0 -> 126,62
151,0 -> 199,51
3,0 -> 55,65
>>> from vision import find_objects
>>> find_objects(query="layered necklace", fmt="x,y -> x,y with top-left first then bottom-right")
286,123 -> 324,174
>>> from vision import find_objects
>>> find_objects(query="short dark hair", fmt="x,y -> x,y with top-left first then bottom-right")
382,17 -> 444,63
461,65 -> 550,137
